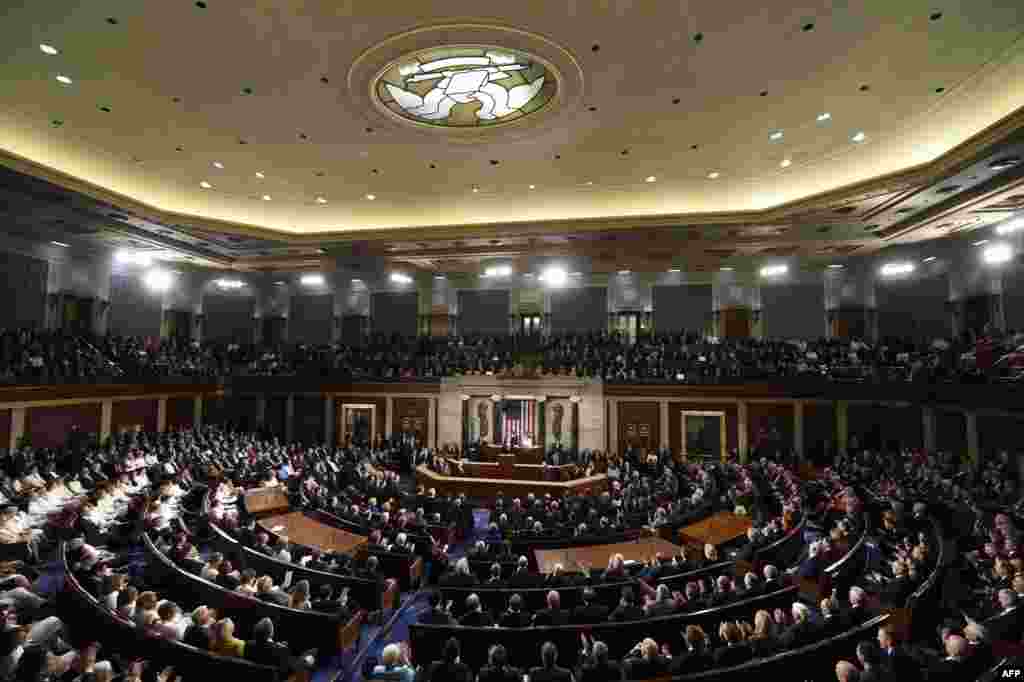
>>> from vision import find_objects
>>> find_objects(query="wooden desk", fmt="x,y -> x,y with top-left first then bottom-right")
480,444 -> 545,465
677,511 -> 752,547
534,537 -> 682,574
244,487 -> 290,515
259,512 -> 366,555
416,465 -> 607,499
444,458 -> 582,482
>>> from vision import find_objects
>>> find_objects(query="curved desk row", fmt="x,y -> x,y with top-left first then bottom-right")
415,464 -> 608,498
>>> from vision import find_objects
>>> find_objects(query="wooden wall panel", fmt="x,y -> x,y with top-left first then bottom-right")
668,401 -> 738,456
27,403 -> 101,449
848,403 -> 923,451
617,401 -> 660,454
0,409 -> 10,451
393,397 -> 429,445
748,403 -> 794,457
112,399 -> 157,434
167,397 -> 194,431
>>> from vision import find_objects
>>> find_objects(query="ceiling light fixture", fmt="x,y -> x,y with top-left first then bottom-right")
274,281 -> 286,286
51,241 -> 69,247
668,268 -> 681,273
720,266 -> 734,271
55,75 -> 72,85
213,161 -> 224,169
584,181 -> 594,186
351,278 -> 363,284
199,181 -> 212,189
973,239 -> 989,246
539,266 -> 568,287
880,261 -> 915,276
472,186 -> 480,193
707,172 -> 720,179
922,256 -> 937,263
769,131 -> 784,141
817,112 -> 831,122
618,269 -> 631,275
255,172 -> 265,179
365,194 -> 376,200
645,175 -> 657,183
40,44 -> 59,55
483,265 -> 513,278
390,272 -> 413,285
983,243 -> 1013,265
214,278 -> 245,290
315,197 -> 327,204
528,184 -> 536,189
434,274 -> 446,280
780,158 -> 792,168
115,250 -> 153,267
996,217 -> 1024,234
827,264 -> 844,269
759,264 -> 788,277
852,131 -> 866,143
300,273 -> 325,286
261,194 -> 271,201
142,269 -> 172,293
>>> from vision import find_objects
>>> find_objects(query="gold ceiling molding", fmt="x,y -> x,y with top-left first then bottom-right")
2,104 -> 1024,250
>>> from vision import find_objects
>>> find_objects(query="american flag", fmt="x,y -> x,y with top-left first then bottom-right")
505,401 -> 536,446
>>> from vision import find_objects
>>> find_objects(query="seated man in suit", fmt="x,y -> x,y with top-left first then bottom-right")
478,644 -> 522,682
421,637 -> 473,682
459,593 -> 494,627
572,587 -> 609,624
781,602 -> 819,649
926,634 -> 970,681
507,556 -> 543,588
577,639 -> 622,682
712,621 -> 752,668
840,586 -> 871,630
499,593 -> 532,628
529,641 -> 574,682
245,617 -> 300,672
183,605 -> 215,650
624,638 -> 670,679
609,586 -> 643,621
533,590 -> 570,626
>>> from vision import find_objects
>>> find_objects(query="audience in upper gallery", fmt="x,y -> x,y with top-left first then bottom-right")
2,326 -> 1023,384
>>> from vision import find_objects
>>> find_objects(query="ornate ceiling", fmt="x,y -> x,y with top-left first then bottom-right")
1,2 -> 1024,273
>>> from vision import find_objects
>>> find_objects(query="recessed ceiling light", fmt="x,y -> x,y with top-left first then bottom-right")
707,172 -> 720,179
365,194 -> 376,200
769,131 -> 784,141
973,239 -> 988,246
720,266 -> 734,271
274,281 -> 286,286
817,112 -> 831,122
51,241 -> 69,247
213,161 -> 224,169
618,269 -> 631,275
39,44 -> 59,55
851,131 -> 866,143
584,181 -> 594,186
528,184 -> 536,190
472,186 -> 479,193
315,196 -> 327,204
55,75 -> 72,85
199,181 -> 212,189
645,175 -> 657,183
922,256 -> 937,262
668,268 -> 681,273
434,274 -> 446,279
255,172 -> 265,179
827,264 -> 844,269
780,158 -> 792,168
261,194 -> 271,201
351,278 -> 363,283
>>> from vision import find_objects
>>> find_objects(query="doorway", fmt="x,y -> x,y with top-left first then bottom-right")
681,410 -> 727,462
339,403 -> 376,446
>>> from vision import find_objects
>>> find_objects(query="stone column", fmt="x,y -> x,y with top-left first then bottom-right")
607,399 -> 619,455
966,410 -> 980,471
659,400 -> 670,450
737,401 -> 749,463
9,407 -> 25,451
284,395 -> 295,443
427,397 -> 437,450
324,396 -> 335,446
157,398 -> 167,433
793,401 -> 805,462
922,406 -> 937,452
836,400 -> 849,458
193,396 -> 203,431
385,396 -> 394,438
100,400 -> 113,444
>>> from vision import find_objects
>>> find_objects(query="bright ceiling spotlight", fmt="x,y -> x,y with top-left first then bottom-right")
780,158 -> 792,168
769,131 -> 784,141
618,269 -> 631,275
55,74 -> 72,85
261,194 -> 272,201
668,268 -> 681,273
255,172 -> 265,179
851,131 -> 866,143
880,261 -> 915,276
199,181 -> 212,189
982,242 -> 1013,265
213,161 -> 224,169
51,241 -> 69,247
483,264 -> 512,278
996,216 -> 1024,234
315,196 -> 327,204
115,250 -> 153,267
143,269 -> 172,293
922,256 -> 937,263
365,193 -> 376,200
827,264 -> 844,269
816,112 -> 831,122
707,171 -> 720,179
300,273 -> 325,286
40,44 -> 59,55
540,266 -> 568,287
645,175 -> 657,183
214,278 -> 245,290
390,272 -> 413,284
759,264 -> 788,277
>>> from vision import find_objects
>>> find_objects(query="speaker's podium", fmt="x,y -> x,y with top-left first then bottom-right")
480,443 -> 545,465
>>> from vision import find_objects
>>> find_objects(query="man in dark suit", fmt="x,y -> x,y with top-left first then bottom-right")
529,641 -> 574,682
182,605 -> 214,650
856,640 -> 890,682
498,593 -> 532,627
609,587 -> 643,621
245,617 -> 299,672
926,635 -> 970,681
477,644 -> 522,682
577,640 -> 623,682
458,593 -> 494,627
572,587 -> 610,624
507,556 -> 543,588
418,590 -> 455,625
625,638 -> 671,678
876,623 -> 915,680
422,637 -> 473,682
533,590 -> 571,626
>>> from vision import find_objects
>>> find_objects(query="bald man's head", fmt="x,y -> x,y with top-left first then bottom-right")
835,660 -> 859,682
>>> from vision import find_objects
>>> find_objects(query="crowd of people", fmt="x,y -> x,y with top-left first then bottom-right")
1,327 -> 1021,384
